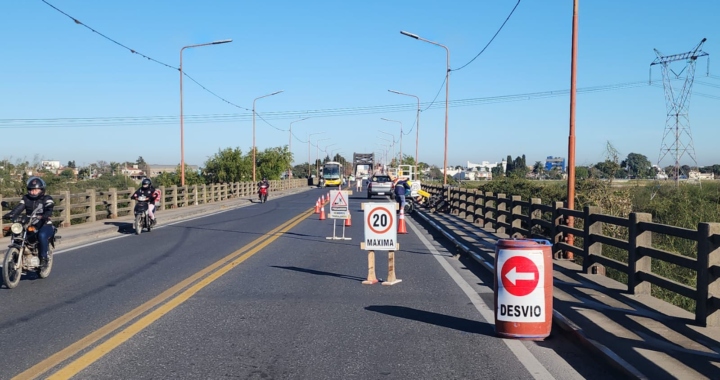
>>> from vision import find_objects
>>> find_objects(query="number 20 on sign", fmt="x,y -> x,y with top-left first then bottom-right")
363,203 -> 397,251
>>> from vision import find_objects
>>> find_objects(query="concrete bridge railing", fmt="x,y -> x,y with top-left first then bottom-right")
422,184 -> 720,327
0,179 -> 307,231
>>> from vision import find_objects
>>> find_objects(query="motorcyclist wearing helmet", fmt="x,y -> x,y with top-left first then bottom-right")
2,177 -> 55,268
131,178 -> 158,225
257,177 -> 270,201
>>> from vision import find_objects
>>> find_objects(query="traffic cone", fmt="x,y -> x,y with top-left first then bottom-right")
319,204 -> 326,220
321,195 -> 325,203
398,208 -> 408,234
327,191 -> 330,201
315,199 -> 320,214
345,213 -> 352,227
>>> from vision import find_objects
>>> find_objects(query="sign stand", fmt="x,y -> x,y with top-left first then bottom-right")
382,251 -> 401,285
326,219 -> 351,240
361,250 -> 379,284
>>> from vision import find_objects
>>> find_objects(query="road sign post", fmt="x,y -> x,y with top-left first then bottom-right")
327,190 -> 351,241
361,202 -> 401,285
493,239 -> 553,340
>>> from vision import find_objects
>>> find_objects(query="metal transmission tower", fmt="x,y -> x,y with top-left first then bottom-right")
650,38 -> 709,185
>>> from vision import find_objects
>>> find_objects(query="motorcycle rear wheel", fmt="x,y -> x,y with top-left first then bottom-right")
262,194 -> 267,203
37,250 -> 53,278
2,247 -> 22,289
135,214 -> 143,235
146,215 -> 153,232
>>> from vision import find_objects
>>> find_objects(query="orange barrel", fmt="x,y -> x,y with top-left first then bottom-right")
493,239 -> 553,340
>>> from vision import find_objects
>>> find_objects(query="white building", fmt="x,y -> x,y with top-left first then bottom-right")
467,160 -> 507,173
689,170 -> 714,180
42,160 -> 61,170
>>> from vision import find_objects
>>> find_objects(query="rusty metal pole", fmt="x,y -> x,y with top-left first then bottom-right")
179,39 -> 232,187
566,0 -> 579,260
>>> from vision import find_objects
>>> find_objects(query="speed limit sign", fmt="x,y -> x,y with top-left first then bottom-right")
363,203 -> 397,251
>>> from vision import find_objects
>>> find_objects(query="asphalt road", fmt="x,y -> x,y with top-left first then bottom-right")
0,188 -> 619,380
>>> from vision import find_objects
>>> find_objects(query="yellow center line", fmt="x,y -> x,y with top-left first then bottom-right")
14,207 -> 314,380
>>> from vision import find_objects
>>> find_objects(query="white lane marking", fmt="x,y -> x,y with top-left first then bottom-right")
406,218 -> 556,380
52,189 -> 310,255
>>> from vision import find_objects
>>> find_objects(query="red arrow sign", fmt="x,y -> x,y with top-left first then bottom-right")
500,256 -> 540,297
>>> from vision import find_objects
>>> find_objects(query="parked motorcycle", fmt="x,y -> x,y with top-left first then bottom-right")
258,184 -> 269,203
133,195 -> 154,235
1,201 -> 59,289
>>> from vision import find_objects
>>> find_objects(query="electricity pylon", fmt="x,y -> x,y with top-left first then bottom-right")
650,38 -> 709,186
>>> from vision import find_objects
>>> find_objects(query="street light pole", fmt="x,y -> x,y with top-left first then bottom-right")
381,118 -> 403,168
378,132 -> 395,167
288,118 -> 310,179
401,30 -> 450,185
252,90 -> 284,182
389,90 -> 420,176
316,138 -> 331,179
307,132 -> 325,179
180,39 -> 232,186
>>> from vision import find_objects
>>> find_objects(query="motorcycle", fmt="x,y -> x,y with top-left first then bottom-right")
1,201 -> 59,289
133,195 -> 154,235
258,184 -> 269,203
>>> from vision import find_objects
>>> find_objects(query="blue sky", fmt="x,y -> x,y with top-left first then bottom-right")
1,0 -> 718,168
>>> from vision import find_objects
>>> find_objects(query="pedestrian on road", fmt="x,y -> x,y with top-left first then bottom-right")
356,176 -> 363,192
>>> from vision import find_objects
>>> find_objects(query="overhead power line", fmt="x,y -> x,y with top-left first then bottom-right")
3,79 -> 712,129
452,0 -> 522,72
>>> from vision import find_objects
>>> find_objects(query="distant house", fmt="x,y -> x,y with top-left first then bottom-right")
121,165 -> 146,180
148,164 -> 199,178
689,170 -> 714,180
42,160 -> 61,171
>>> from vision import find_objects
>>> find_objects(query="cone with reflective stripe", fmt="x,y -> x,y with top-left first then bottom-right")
315,199 -> 320,214
321,195 -> 325,203
319,204 -> 326,220
398,208 -> 407,234
345,213 -> 352,227
327,191 -> 330,201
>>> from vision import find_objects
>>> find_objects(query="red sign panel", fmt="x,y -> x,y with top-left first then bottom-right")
500,256 -> 540,297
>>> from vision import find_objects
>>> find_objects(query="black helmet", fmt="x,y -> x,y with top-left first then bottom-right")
262,177 -> 267,181
142,178 -> 152,188
26,177 -> 46,199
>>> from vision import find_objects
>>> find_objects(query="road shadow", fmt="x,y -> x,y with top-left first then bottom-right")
103,221 -> 136,234
270,265 -> 366,282
365,305 -> 494,336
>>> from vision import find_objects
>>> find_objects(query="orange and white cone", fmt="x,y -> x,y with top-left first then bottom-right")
319,204 -> 326,220
315,199 -> 320,214
345,213 -> 352,227
321,195 -> 325,203
327,191 -> 330,201
398,208 -> 408,234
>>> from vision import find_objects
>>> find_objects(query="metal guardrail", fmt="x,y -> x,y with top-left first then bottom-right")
422,184 -> 720,327
1,179 -> 307,229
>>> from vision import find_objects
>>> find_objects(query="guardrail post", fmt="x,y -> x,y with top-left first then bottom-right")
86,189 -> 96,223
552,201 -> 564,259
183,186 -> 190,207
0,194 -> 4,232
127,187 -> 136,219
530,198 -> 542,238
192,185 -> 198,205
108,188 -> 118,218
170,185 -> 177,208
157,186 -> 165,211
496,194 -> 507,235
474,191 -> 484,227
628,212 -> 652,295
484,192 -> 494,230
511,195 -> 522,238
697,223 -> 720,326
583,206 -> 603,274
202,184 -> 207,204
63,191 -> 72,227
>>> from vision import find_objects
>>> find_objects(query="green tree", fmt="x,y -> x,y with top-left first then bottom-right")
575,166 -> 590,180
429,166 -> 443,181
204,147 -> 250,183
60,169 -> 75,180
67,160 -> 76,168
256,146 -> 293,181
491,166 -> 504,179
621,153 -> 652,178
506,155 -> 514,173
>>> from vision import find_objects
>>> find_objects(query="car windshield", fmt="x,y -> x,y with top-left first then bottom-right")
371,176 -> 391,182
